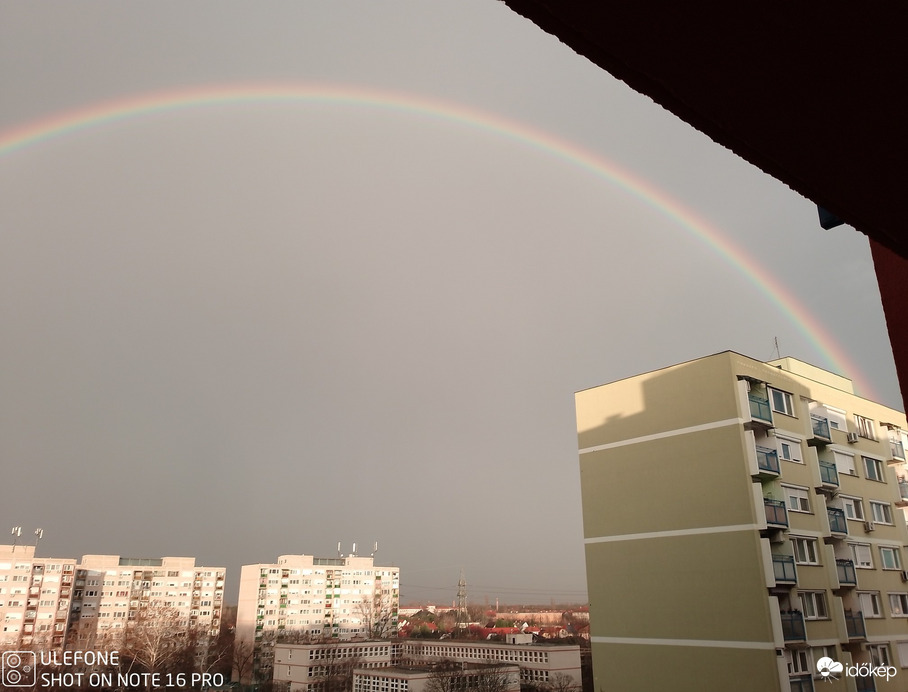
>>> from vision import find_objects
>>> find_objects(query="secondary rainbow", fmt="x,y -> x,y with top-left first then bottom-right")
0,82 -> 875,398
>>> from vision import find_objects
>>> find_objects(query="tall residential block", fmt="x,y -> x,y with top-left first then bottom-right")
67,555 -> 226,648
576,351 -> 908,692
236,554 -> 400,682
0,545 -> 76,649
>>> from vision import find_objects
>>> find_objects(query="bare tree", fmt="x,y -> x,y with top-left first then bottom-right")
426,661 -> 515,692
119,606 -> 200,691
232,638 -> 256,684
355,594 -> 398,639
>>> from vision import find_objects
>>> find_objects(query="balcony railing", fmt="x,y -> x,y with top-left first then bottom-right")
819,460 -> 839,487
749,394 -> 772,423
892,439 -> 906,461
811,414 -> 832,442
789,675 -> 815,692
781,610 -> 806,641
828,507 -> 848,535
836,559 -> 857,586
855,674 -> 876,692
764,499 -> 789,528
898,478 -> 908,504
845,610 -> 866,639
772,554 -> 797,583
756,446 -> 780,474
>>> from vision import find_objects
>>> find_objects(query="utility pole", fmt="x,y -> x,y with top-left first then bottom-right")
455,570 -> 468,630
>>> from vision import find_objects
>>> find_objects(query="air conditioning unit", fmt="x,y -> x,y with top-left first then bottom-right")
847,432 -> 860,443
864,521 -> 876,532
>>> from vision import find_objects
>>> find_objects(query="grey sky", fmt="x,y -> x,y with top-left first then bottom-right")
0,2 -> 899,606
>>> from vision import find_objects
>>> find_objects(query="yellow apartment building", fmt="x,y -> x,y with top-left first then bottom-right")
576,351 -> 908,692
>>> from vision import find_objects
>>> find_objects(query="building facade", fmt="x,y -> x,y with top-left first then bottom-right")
576,352 -> 908,692
0,545 -> 76,649
67,555 -> 226,648
272,639 -> 582,692
236,554 -> 400,682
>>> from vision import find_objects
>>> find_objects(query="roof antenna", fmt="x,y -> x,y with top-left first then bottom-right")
771,336 -> 781,360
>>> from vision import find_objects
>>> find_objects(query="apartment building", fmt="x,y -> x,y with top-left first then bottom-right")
236,554 -> 400,682
575,352 -> 908,692
0,545 -> 76,649
67,555 -> 225,648
272,638 -> 582,692
352,663 -> 521,692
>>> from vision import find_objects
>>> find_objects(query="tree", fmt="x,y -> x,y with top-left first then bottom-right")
426,661 -> 515,692
355,594 -> 398,638
231,638 -> 256,684
119,606 -> 202,691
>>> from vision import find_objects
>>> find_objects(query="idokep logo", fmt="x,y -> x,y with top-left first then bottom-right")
1,651 -> 36,687
816,656 -> 843,681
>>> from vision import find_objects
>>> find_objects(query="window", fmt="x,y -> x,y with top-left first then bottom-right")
784,486 -> 811,513
889,593 -> 908,617
870,501 -> 893,525
880,546 -> 902,570
770,388 -> 795,416
841,496 -> 865,520
850,543 -> 873,568
864,456 -> 885,482
859,592 -> 883,618
833,451 -> 856,476
868,644 -> 891,668
792,537 -> 820,565
778,436 -> 802,463
787,649 -> 811,675
800,591 -> 829,619
856,415 -> 877,441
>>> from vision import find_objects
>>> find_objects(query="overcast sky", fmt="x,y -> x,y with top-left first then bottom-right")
0,3 -> 900,606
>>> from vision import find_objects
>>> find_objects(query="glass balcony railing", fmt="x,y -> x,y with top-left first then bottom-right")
828,507 -> 848,535
748,394 -> 772,423
845,610 -> 866,639
898,478 -> 908,503
811,414 -> 832,441
764,498 -> 788,527
781,610 -> 806,641
836,559 -> 857,586
819,460 -> 839,486
891,439 -> 906,460
772,554 -> 797,583
755,446 -> 780,474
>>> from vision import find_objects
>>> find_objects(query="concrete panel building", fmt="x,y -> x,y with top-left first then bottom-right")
0,545 -> 76,649
576,352 -> 908,691
236,554 -> 399,682
272,639 -> 581,692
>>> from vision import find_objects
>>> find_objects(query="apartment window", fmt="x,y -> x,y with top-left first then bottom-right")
856,415 -> 877,441
841,496 -> 865,520
834,451 -> 856,476
880,546 -> 902,570
889,593 -> 908,617
858,592 -> 883,618
870,501 -> 893,525
792,537 -> 820,565
787,649 -> 812,675
784,485 -> 811,513
850,543 -> 873,568
864,456 -> 885,482
770,388 -> 796,417
800,591 -> 829,619
778,436 -> 802,463
869,644 -> 891,668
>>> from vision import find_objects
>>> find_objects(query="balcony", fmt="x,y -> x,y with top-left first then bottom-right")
827,507 -> 848,536
764,498 -> 789,528
897,478 -> 908,508
818,460 -> 839,488
844,610 -> 866,640
780,610 -> 806,641
891,439 -> 906,462
748,394 -> 773,425
755,446 -> 780,475
808,415 -> 832,445
772,554 -> 797,584
855,675 -> 876,692
835,559 -> 857,587
789,676 -> 814,692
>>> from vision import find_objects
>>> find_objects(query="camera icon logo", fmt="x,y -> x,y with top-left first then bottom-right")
1,651 -> 37,687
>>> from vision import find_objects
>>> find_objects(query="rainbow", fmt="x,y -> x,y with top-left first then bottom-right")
0,82 -> 876,398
